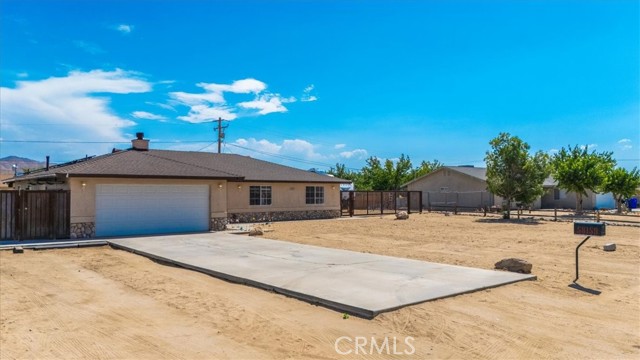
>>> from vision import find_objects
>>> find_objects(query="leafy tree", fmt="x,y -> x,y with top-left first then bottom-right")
602,167 -> 640,213
485,133 -> 550,219
329,155 -> 443,191
327,163 -> 356,181
408,159 -> 444,182
551,145 -> 615,213
386,154 -> 413,190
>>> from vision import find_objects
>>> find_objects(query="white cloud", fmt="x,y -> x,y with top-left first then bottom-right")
301,83 -> 318,102
200,78 -> 266,94
334,143 -> 346,149
231,138 -> 325,161
340,149 -> 368,159
282,139 -> 323,159
177,104 -> 237,123
548,148 -> 559,154
131,111 -> 166,121
16,72 -> 29,78
580,144 -> 598,150
0,69 -> 151,157
238,94 -> 288,115
234,138 -> 282,154
170,89 -> 225,105
145,101 -> 176,111
116,24 -> 133,33
618,138 -> 632,150
170,79 -> 297,122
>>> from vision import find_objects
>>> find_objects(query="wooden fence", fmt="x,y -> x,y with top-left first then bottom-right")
0,190 -> 70,241
340,191 -> 422,217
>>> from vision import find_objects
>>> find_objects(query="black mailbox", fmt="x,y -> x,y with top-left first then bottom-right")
574,222 -> 606,236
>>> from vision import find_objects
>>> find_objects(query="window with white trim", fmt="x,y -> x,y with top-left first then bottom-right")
250,186 -> 272,205
306,186 -> 324,204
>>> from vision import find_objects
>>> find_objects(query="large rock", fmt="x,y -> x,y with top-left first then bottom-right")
494,258 -> 532,274
396,211 -> 409,220
248,227 -> 264,236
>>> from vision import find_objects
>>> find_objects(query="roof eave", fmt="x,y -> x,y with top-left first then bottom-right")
66,174 -> 245,181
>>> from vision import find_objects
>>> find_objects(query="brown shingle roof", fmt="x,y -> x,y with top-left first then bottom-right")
5,150 -> 348,184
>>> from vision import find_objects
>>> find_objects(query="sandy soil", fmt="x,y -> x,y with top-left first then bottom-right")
1,213 -> 638,359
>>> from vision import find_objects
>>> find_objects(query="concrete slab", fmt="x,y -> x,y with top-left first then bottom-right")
0,239 -> 108,251
109,233 -> 535,318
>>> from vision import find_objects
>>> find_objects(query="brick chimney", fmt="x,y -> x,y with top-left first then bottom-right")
132,132 -> 149,151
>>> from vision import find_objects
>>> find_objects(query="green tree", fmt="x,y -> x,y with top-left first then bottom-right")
485,133 -> 550,219
602,167 -> 640,213
551,145 -> 615,214
329,155 -> 443,191
327,163 -> 357,181
357,154 -> 414,190
408,159 -> 444,182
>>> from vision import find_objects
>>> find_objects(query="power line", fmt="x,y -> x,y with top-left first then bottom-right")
226,143 -> 359,171
1,140 -> 212,144
197,142 -> 217,151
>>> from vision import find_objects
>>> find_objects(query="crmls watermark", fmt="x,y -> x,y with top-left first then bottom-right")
334,336 -> 416,355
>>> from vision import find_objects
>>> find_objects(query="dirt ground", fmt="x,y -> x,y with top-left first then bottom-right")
1,213 -> 638,359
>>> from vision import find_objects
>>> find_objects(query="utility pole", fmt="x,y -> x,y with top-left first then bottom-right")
214,117 -> 228,154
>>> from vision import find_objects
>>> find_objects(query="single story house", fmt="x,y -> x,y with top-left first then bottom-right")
3,134 -> 349,238
403,165 -> 604,210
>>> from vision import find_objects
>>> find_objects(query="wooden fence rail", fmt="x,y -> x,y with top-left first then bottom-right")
0,190 -> 70,241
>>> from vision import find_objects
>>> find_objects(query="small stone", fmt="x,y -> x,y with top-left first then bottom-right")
603,243 -> 616,251
70,233 -> 77,239
495,258 -> 532,274
13,247 -> 24,254
248,227 -> 263,236
396,211 -> 409,220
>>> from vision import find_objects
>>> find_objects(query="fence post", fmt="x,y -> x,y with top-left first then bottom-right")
419,191 -> 423,213
554,205 -> 557,221
50,191 -> 57,239
407,191 -> 411,214
365,191 -> 369,215
15,190 -> 22,240
455,192 -> 459,215
394,191 -> 397,213
349,191 -> 354,217
380,191 -> 384,215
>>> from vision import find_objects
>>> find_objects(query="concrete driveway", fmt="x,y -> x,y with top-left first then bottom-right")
109,233 -> 535,318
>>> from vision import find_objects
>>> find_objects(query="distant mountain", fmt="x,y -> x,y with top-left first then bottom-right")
0,156 -> 45,173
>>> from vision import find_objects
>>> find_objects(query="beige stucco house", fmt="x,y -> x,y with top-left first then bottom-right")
403,166 -> 501,209
403,166 -> 600,210
3,135 -> 348,238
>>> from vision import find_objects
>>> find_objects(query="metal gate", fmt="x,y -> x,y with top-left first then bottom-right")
0,190 -> 71,241
340,191 -> 422,217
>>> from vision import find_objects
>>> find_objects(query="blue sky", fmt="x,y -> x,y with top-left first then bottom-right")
1,0 -> 638,171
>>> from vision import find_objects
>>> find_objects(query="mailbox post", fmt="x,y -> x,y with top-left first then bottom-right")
573,222 -> 606,283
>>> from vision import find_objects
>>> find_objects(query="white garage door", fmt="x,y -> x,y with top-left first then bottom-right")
96,184 -> 209,237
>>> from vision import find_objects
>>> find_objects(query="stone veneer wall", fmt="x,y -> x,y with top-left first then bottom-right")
70,222 -> 95,239
210,217 -> 228,231
228,210 -> 341,224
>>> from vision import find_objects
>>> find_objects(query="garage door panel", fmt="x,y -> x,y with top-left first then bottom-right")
96,184 -> 209,237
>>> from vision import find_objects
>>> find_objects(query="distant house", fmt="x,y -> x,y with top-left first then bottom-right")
403,165 -> 604,210
403,166 -> 501,210
3,134 -> 349,238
